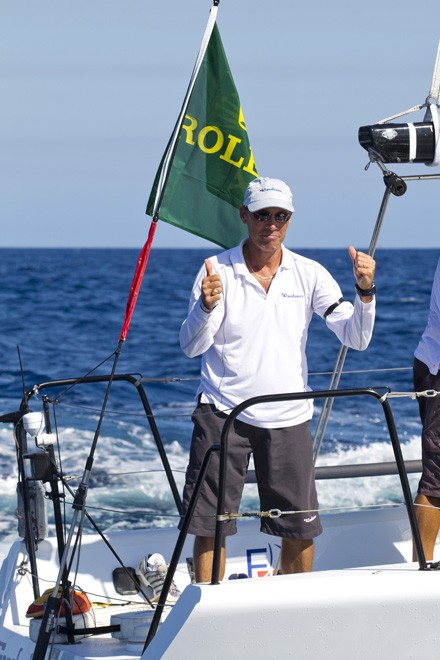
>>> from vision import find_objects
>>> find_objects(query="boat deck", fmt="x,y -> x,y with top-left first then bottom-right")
1,506 -> 439,659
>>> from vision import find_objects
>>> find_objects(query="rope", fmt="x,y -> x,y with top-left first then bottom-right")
376,103 -> 426,124
33,364 -> 415,421
40,493 -> 431,531
217,501 -> 407,521
31,350 -> 119,403
45,493 -> 415,525
310,366 -> 412,376
59,500 -> 183,519
379,388 -> 440,403
414,502 -> 440,512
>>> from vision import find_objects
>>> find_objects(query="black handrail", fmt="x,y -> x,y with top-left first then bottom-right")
212,387 -> 426,583
143,443 -> 220,651
143,386 -> 427,651
23,374 -> 183,514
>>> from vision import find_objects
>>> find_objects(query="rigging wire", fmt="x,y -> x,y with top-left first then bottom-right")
38,349 -> 119,403
313,166 -> 410,462
35,364 -> 414,420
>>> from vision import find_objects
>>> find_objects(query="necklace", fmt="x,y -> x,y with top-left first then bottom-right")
244,257 -> 277,280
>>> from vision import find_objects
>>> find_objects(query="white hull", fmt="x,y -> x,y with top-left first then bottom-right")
146,564 -> 440,659
1,505 -> 438,659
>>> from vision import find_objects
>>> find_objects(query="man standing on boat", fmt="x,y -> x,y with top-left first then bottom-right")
179,176 -> 376,582
413,257 -> 440,561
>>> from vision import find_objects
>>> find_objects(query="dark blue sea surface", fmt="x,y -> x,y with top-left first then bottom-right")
0,247 -> 437,540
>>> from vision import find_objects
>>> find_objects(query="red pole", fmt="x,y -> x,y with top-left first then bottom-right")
119,219 -> 158,342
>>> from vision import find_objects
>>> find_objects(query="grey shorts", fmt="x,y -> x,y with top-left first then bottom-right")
180,401 -> 322,539
414,357 -> 440,498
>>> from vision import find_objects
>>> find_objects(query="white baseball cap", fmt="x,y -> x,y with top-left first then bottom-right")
244,177 -> 294,213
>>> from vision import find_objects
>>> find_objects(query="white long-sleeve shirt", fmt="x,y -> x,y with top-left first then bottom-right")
180,243 -> 376,428
415,258 -> 440,375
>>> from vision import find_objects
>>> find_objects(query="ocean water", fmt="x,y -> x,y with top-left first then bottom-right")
0,247 -> 437,543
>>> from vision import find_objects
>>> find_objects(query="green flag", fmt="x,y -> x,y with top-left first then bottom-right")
146,22 -> 257,249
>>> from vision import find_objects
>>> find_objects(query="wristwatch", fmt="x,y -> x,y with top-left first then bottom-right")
355,282 -> 376,298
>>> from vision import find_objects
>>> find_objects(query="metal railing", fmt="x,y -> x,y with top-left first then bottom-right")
144,386 -> 427,651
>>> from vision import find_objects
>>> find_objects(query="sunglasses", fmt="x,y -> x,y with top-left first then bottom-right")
250,209 -> 292,224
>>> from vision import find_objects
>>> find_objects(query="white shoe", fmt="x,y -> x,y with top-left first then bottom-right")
135,553 -> 181,604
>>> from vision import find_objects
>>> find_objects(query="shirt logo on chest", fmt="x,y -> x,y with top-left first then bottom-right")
281,292 -> 304,299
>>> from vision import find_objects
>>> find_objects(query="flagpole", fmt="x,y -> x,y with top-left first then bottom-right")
122,1 -> 220,342
119,220 -> 158,341
150,1 -> 220,221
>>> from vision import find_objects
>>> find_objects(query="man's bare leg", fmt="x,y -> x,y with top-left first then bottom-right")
194,535 -> 226,583
413,493 -> 440,561
280,538 -> 314,574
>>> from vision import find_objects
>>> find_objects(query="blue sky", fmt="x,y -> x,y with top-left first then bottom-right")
1,0 -> 440,249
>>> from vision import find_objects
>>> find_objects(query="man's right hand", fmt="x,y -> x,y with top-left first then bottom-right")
201,259 -> 222,310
